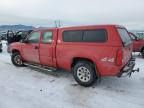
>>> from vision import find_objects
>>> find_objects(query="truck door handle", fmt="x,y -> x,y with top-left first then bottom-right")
35,46 -> 39,50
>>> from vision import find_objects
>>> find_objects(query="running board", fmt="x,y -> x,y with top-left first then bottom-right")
24,63 -> 57,72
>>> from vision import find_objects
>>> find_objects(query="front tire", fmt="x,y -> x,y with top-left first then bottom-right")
73,61 -> 97,87
11,52 -> 24,67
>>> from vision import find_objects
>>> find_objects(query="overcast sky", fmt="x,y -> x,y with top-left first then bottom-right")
0,0 -> 144,30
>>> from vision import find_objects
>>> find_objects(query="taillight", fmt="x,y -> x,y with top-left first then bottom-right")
116,49 -> 123,66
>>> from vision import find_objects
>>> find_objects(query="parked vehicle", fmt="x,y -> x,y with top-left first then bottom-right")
10,25 -> 139,86
7,30 -> 33,44
0,32 -> 7,40
136,32 -> 144,39
7,30 -> 33,53
129,32 -> 144,58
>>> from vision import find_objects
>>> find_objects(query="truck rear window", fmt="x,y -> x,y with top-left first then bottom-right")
117,28 -> 132,46
63,29 -> 107,42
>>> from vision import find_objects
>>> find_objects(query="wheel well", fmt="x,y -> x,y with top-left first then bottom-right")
12,49 -> 20,54
72,57 -> 95,68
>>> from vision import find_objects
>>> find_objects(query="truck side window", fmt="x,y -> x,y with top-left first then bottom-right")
28,32 -> 40,43
63,31 -> 83,42
42,31 -> 53,44
118,28 -> 132,46
62,29 -> 107,42
83,30 -> 107,42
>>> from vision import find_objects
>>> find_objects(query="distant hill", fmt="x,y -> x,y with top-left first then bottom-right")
0,24 -> 35,32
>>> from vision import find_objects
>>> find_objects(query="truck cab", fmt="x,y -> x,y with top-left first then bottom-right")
10,28 -> 58,67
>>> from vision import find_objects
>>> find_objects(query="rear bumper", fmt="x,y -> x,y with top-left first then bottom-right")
117,58 -> 139,77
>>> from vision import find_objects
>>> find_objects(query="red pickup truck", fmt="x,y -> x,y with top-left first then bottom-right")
10,25 -> 138,86
129,32 -> 144,58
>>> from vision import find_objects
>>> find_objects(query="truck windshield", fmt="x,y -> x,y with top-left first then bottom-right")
117,28 -> 132,46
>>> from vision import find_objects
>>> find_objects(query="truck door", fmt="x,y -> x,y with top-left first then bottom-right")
22,31 -> 41,63
39,30 -> 55,67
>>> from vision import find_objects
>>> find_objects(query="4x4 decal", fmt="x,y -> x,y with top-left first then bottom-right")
101,58 -> 115,63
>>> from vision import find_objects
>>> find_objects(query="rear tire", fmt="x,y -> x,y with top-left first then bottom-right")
73,61 -> 97,87
11,52 -> 24,67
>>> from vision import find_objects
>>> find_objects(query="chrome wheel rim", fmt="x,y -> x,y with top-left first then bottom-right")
14,55 -> 22,65
77,67 -> 91,82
